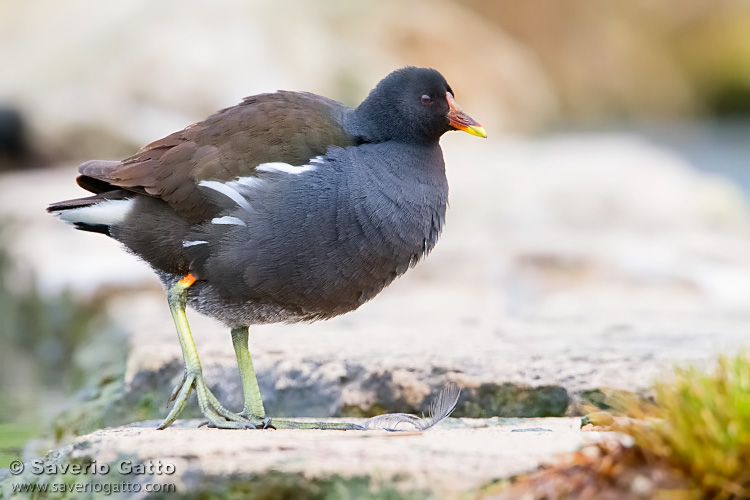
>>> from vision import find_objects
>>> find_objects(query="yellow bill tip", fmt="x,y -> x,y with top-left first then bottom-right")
464,124 -> 487,138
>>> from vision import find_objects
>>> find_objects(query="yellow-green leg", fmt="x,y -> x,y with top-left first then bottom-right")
159,274 -> 360,430
230,325 -> 363,430
159,274 -> 263,430
231,326 -> 267,420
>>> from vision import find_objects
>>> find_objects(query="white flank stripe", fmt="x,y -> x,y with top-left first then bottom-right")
183,240 -> 208,247
198,180 -> 252,211
231,177 -> 265,189
211,216 -> 246,226
256,162 -> 317,174
57,199 -> 135,226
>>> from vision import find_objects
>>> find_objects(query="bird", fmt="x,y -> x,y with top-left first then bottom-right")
48,66 -> 486,430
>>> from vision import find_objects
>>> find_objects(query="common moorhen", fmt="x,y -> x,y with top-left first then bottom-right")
49,67 -> 485,430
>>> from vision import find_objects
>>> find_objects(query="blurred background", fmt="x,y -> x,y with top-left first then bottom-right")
1,0 -> 749,469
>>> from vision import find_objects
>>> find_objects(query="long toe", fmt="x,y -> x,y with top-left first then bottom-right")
266,419 -> 365,430
199,419 -> 259,430
158,372 -> 198,429
167,371 -> 188,405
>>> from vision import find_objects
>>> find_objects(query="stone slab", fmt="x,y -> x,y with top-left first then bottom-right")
2,418 -> 625,498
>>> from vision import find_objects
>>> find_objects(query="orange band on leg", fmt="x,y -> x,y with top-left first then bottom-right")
178,273 -> 197,287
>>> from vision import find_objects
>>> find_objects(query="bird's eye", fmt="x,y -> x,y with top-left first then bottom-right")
421,94 -> 432,105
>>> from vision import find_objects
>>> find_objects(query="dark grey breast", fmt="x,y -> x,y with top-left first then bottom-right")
184,141 -> 448,321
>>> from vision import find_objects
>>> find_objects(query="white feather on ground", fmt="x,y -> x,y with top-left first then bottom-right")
360,383 -> 461,431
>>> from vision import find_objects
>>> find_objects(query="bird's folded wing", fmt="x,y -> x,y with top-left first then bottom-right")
77,91 -> 354,223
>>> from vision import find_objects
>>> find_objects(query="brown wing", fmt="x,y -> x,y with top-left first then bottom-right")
77,91 -> 354,223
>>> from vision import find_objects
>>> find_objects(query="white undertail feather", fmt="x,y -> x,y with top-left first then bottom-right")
360,383 -> 461,431
54,199 -> 135,227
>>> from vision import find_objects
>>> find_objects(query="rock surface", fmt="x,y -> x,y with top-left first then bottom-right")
2,418 -> 625,498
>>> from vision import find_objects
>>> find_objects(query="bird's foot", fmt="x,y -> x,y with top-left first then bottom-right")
199,416 -> 275,430
238,411 -> 275,429
158,369 -> 266,429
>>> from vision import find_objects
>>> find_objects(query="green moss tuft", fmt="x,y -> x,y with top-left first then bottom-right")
621,352 -> 750,498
